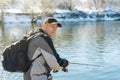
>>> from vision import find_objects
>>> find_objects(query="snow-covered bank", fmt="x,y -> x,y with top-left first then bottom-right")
2,10 -> 120,23
54,10 -> 120,21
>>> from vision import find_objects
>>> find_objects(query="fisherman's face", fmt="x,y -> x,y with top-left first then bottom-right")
44,23 -> 58,37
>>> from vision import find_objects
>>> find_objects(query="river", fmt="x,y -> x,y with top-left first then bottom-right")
0,21 -> 120,80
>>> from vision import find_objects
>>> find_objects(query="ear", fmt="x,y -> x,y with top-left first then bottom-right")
42,23 -> 46,29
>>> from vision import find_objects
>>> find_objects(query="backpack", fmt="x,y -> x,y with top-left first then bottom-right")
2,31 -> 42,72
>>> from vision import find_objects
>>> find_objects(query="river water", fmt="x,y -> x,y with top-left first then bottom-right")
0,21 -> 120,80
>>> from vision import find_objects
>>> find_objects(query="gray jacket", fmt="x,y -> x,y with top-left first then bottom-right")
24,29 -> 68,80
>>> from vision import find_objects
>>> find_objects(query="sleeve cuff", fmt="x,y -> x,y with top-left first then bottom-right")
61,59 -> 68,67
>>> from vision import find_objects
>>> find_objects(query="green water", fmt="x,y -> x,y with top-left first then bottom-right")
0,21 -> 120,80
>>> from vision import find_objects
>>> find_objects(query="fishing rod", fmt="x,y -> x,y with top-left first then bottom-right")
61,62 -> 102,72
71,62 -> 102,67
54,62 -> 102,72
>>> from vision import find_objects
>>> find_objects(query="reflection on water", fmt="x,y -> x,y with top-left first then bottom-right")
0,21 -> 120,80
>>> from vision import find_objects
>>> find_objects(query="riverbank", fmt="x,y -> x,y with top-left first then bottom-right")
1,9 -> 120,23
54,10 -> 120,21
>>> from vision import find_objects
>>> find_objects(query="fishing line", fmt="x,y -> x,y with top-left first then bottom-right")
71,62 -> 102,67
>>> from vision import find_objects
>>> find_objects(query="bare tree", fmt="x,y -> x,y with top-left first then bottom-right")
63,0 -> 77,11
40,0 -> 53,12
18,0 -> 41,22
93,0 -> 115,10
18,0 -> 55,23
93,0 -> 100,10
32,0 -> 55,23
0,0 -> 15,23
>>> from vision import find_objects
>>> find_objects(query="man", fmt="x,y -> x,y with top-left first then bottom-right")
24,17 -> 70,80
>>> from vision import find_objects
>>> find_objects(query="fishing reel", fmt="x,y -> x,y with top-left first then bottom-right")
62,67 -> 68,72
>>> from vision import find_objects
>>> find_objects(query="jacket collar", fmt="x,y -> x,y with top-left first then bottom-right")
39,28 -> 50,38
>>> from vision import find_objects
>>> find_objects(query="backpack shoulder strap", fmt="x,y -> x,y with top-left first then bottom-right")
32,53 -> 42,62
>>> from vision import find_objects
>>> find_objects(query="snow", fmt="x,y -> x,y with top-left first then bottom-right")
1,9 -> 120,23
4,14 -> 32,23
4,9 -> 22,14
55,9 -> 71,13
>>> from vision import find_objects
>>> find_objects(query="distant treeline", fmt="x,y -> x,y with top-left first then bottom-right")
0,0 -> 120,23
